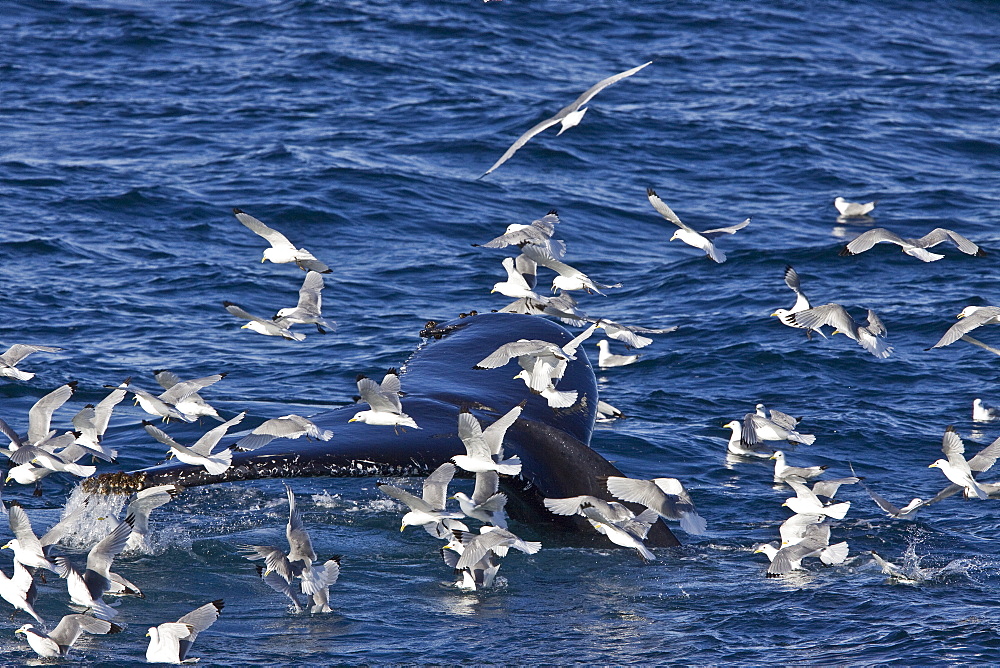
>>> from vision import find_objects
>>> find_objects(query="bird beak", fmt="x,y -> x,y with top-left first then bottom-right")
769,454 -> 777,460
348,417 -> 357,423
957,313 -> 966,319
261,257 -> 267,263
399,524 -> 406,532
769,311 -> 779,317
928,462 -> 938,468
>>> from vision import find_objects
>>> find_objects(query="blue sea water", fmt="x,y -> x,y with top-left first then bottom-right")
2,0 -> 1000,663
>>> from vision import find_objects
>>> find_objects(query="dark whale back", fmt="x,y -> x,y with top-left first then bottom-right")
103,313 -> 679,547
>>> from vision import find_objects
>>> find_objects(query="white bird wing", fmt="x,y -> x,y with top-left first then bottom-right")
645,188 -> 692,230
472,470 -> 500,506
177,599 -> 224,633
153,369 -> 181,391
284,484 -> 316,565
159,373 -> 226,404
702,217 -> 751,238
190,412 -> 246,456
475,340 -> 554,369
49,613 -> 113,648
92,387 -> 127,435
234,208 -> 295,250
563,61 -> 652,112
85,516 -> 134,579
0,344 -> 62,366
863,309 -> 888,338
932,307 -> 1000,348
8,504 -> 45,557
481,403 -> 524,456
482,115 -> 564,177
422,462 -> 456,509
27,383 -> 76,445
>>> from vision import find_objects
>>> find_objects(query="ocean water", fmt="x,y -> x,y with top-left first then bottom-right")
2,0 -> 1000,664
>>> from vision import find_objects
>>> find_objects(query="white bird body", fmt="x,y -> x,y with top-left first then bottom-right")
771,266 -> 827,339
234,208 -> 330,273
274,271 -> 336,333
0,344 -> 63,381
839,226 -> 983,262
783,480 -> 850,519
16,615 -> 118,658
973,398 -> 1000,422
350,369 -> 419,430
788,303 -> 893,358
771,450 -> 827,483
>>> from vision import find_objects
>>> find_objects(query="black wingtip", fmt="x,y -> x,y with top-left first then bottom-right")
108,622 -> 124,635
837,247 -> 853,257
211,599 -> 225,612
385,367 -> 399,376
547,209 -> 558,216
646,186 -> 656,197
232,207 -> 245,215
222,300 -> 237,307
977,248 -> 987,257
355,374 -> 367,382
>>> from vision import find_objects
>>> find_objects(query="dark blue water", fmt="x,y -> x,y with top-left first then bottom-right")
2,0 -> 1000,663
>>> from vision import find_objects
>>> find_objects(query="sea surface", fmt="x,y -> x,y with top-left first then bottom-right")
2,0 -> 1000,664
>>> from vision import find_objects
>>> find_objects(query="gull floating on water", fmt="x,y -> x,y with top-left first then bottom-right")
481,61 -> 652,177
771,265 -> 826,339
722,420 -> 772,458
349,368 -> 419,430
838,227 -> 985,262
595,340 -> 639,368
224,301 -> 306,341
741,408 -> 815,447
273,271 -> 337,334
0,344 -> 63,381
145,599 -> 224,664
833,196 -> 876,218
930,306 -> 1000,349
770,450 -> 827,483
234,208 -> 331,273
787,303 -> 893,358
646,188 -> 750,263
973,398 -> 1000,422
16,615 -> 120,658
606,475 -> 707,535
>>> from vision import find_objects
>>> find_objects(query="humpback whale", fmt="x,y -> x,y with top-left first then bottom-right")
86,313 -> 680,548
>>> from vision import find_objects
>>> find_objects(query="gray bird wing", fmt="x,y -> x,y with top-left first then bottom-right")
864,309 -> 888,337
967,434 -> 1000,473
915,228 -> 983,255
562,61 -> 652,113
176,599 -> 224,659
482,114 -> 563,177
932,307 -> 1000,348
284,484 -> 316,564
378,484 -> 432,513
646,188 -> 691,230
0,344 -> 62,366
702,217 -> 751,238
142,421 -> 184,450
85,516 -> 134,580
153,370 -> 181,391
8,505 -> 45,557
481,404 -> 524,456
356,377 -> 402,413
49,613 -> 113,648
471,470 -> 500,506
294,271 -> 325,313
422,462 -> 457,509
787,303 -> 856,337
159,373 -> 226,404
840,228 -> 906,255
475,340 -> 555,369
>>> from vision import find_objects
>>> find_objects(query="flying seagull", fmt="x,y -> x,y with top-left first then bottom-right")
839,227 -> 985,262
233,208 -> 331,273
481,61 -> 652,177
646,188 -> 750,263
771,265 -> 826,339
930,306 -> 1000,349
787,303 -> 892,358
